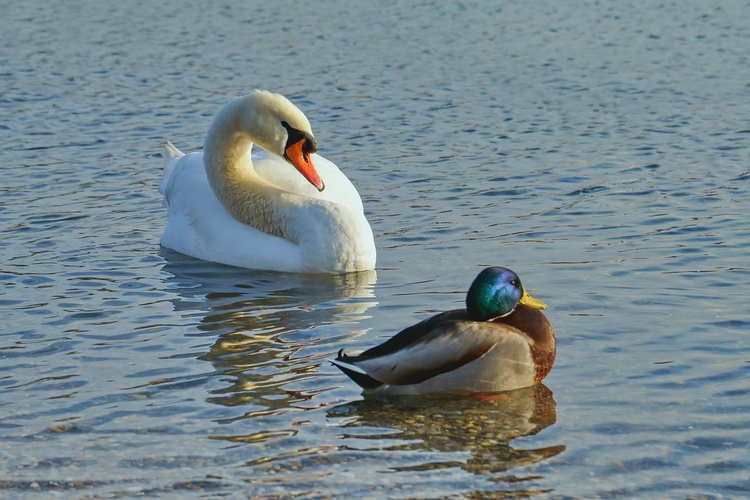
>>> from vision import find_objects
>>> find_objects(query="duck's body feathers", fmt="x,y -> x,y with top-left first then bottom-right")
333,304 -> 554,395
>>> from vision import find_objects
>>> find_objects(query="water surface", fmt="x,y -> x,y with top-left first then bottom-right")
2,0 -> 750,497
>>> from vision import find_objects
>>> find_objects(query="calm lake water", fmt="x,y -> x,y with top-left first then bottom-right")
3,0 -> 750,497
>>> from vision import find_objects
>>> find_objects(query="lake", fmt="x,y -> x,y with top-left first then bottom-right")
2,0 -> 750,497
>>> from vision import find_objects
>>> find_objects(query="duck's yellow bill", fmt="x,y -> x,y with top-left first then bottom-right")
520,290 -> 547,310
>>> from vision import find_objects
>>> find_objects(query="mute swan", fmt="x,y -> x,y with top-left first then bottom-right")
159,90 -> 376,273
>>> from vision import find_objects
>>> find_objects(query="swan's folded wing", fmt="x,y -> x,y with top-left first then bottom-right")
253,151 -> 364,212
346,320 -> 504,386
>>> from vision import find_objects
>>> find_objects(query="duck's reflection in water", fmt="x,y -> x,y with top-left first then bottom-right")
329,384 -> 564,476
160,249 -> 377,413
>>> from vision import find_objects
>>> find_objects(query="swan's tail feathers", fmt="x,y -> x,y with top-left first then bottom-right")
159,141 -> 185,197
163,141 -> 184,166
331,353 -> 383,390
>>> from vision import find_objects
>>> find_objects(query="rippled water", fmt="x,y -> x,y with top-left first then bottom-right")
3,0 -> 750,497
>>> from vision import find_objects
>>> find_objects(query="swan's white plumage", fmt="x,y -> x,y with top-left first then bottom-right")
159,91 -> 376,274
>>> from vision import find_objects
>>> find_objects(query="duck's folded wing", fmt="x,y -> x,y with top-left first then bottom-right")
344,321 -> 504,386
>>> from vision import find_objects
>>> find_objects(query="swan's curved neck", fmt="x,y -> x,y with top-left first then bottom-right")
202,97 -> 288,239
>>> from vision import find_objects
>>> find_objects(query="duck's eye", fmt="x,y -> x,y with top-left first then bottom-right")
509,279 -> 521,288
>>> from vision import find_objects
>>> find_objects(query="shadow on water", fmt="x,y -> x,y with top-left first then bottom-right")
328,385 -> 564,487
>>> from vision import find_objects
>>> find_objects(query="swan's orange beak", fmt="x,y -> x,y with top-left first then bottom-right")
285,139 -> 325,192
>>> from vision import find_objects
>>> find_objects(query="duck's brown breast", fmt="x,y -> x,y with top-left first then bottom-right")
493,305 -> 556,383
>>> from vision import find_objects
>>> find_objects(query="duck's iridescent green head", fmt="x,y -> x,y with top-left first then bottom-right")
466,266 -> 547,321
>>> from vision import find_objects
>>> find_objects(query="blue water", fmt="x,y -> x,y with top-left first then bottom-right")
2,0 -> 750,497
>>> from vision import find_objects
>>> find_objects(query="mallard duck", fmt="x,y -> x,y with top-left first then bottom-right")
159,90 -> 376,273
332,266 -> 555,394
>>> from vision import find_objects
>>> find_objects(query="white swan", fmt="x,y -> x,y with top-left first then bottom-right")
158,90 -> 377,273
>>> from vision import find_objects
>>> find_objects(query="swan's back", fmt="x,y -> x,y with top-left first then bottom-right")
159,143 -> 375,273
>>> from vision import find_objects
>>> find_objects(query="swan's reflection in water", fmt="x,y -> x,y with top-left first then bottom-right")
329,385 -> 564,477
160,249 -> 377,413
